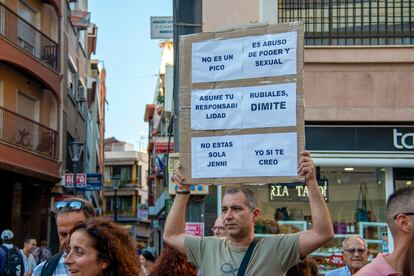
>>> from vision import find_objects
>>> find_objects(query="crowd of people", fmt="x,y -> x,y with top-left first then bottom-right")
0,152 -> 413,275
0,230 -> 52,276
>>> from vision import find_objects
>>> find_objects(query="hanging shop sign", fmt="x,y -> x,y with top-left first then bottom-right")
64,173 -> 87,188
86,173 -> 102,191
63,173 -> 101,191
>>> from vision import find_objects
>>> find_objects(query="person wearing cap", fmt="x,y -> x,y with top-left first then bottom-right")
0,230 -> 15,272
33,197 -> 95,276
1,229 -> 24,275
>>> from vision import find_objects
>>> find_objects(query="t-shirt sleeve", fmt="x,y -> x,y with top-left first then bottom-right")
184,235 -> 206,267
32,261 -> 46,276
272,232 -> 301,271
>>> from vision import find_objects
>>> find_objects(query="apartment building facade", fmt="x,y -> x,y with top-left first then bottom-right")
0,0 -> 62,245
0,0 -> 103,248
103,137 -> 150,247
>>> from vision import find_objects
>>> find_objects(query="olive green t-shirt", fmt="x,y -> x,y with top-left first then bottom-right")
184,233 -> 300,276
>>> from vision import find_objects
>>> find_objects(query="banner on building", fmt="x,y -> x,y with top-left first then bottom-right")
179,22 -> 305,185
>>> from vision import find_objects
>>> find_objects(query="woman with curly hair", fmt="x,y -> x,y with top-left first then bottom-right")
150,245 -> 197,276
64,217 -> 141,275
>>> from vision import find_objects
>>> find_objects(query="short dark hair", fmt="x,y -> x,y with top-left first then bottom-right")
224,187 -> 257,210
23,237 -> 36,245
386,186 -> 414,224
56,196 -> 95,219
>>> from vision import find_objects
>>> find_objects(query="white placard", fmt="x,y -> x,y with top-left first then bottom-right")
191,132 -> 297,178
191,83 -> 296,130
192,37 -> 243,83
191,88 -> 242,130
192,32 -> 297,83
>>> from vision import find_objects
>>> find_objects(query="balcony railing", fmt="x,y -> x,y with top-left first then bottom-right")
279,0 -> 414,45
0,2 -> 59,70
0,106 -> 57,158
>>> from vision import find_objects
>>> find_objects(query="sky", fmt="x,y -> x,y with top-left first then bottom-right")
89,1 -> 173,151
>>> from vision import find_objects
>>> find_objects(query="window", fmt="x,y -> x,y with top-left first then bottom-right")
112,165 -> 132,185
137,165 -> 142,185
18,1 -> 40,55
279,0 -> 414,45
105,196 -> 133,215
67,63 -> 76,99
17,92 -> 38,147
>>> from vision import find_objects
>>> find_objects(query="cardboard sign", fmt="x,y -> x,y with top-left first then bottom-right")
179,22 -> 305,185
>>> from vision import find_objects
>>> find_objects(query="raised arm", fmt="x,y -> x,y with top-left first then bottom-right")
298,151 -> 334,257
163,170 -> 190,254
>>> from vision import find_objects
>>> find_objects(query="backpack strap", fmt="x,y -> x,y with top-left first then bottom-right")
237,237 -> 261,276
0,245 -> 8,253
40,252 -> 62,276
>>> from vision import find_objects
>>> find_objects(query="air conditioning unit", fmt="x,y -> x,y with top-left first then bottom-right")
77,86 -> 87,102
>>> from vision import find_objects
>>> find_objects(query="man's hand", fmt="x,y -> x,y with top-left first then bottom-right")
172,165 -> 190,192
163,163 -> 190,254
298,151 -> 317,182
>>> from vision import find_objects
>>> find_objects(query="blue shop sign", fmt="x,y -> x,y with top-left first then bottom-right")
86,173 -> 102,191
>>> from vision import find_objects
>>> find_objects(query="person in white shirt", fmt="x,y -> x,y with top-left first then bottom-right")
21,237 -> 37,276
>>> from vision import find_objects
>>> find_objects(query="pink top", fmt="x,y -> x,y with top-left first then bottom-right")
355,254 -> 400,276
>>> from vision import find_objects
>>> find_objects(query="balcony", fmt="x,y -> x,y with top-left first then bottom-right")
0,106 -> 57,159
279,0 -> 414,46
0,2 -> 58,70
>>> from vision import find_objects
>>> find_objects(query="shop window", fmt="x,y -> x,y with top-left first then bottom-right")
394,168 -> 414,190
222,166 -> 388,274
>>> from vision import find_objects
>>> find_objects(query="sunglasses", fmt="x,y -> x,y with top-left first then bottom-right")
393,212 -> 414,220
344,248 -> 366,254
54,200 -> 85,212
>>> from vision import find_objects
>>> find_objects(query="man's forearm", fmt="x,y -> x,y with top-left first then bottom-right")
164,193 -> 190,241
307,177 -> 333,239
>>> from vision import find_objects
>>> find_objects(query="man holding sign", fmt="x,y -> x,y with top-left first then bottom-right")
163,151 -> 333,275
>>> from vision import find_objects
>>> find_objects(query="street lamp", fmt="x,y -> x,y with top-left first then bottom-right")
68,141 -> 84,196
112,176 -> 120,222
